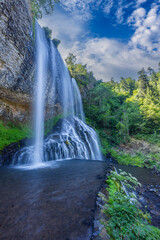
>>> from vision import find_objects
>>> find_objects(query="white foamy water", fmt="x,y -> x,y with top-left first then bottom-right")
12,23 -> 102,166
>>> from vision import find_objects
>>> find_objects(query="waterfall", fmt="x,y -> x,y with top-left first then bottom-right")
12,23 -> 102,165
72,78 -> 85,122
43,117 -> 102,161
33,22 -> 48,165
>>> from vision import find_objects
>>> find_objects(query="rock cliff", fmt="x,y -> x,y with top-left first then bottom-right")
0,0 -> 34,122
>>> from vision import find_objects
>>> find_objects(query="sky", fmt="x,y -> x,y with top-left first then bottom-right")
39,0 -> 160,81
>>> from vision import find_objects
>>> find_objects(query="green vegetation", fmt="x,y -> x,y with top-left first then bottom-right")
65,53 -> 97,91
65,54 -> 160,170
109,149 -> 160,171
44,114 -> 63,135
43,26 -> 52,39
103,170 -> 160,239
30,0 -> 59,20
0,114 -> 63,151
29,0 -> 59,38
0,121 -> 31,151
43,27 -> 61,47
52,38 -> 61,48
134,133 -> 160,147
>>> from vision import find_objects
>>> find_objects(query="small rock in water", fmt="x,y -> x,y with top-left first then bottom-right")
150,210 -> 159,215
139,196 -> 146,204
92,231 -> 101,237
149,188 -> 157,193
96,175 -> 103,180
94,220 -> 104,232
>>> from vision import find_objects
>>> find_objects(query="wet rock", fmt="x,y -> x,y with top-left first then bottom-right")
150,210 -> 159,215
100,229 -> 110,240
92,186 -> 110,240
94,220 -> 104,232
96,174 -> 103,180
82,218 -> 93,226
0,137 -> 33,165
92,231 -> 101,237
139,196 -> 146,204
137,184 -> 160,227
149,188 -> 157,193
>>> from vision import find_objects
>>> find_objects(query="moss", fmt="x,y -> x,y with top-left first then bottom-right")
0,114 -> 63,151
44,114 -> 63,135
65,140 -> 70,145
0,121 -> 31,151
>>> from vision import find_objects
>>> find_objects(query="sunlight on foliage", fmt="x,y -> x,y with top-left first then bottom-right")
66,53 -> 160,170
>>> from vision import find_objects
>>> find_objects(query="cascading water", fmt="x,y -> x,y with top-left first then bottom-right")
43,117 -> 102,161
34,22 -> 48,165
56,50 -> 75,119
13,23 -> 102,165
72,78 -> 85,122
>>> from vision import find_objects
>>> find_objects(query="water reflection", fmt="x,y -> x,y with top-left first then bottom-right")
0,160 -> 106,240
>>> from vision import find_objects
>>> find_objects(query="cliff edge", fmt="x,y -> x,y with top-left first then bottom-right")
0,0 -> 34,123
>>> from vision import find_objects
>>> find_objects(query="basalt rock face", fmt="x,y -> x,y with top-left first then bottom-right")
0,0 -> 34,122
0,87 -> 31,123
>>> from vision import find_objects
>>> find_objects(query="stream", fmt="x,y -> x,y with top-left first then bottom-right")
115,164 -> 160,228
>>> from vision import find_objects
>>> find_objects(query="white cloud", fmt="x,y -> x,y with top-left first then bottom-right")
54,0 -> 160,27
129,4 -> 160,53
103,0 -> 114,14
116,7 -> 124,23
59,0 -> 134,23
39,1 -> 160,82
58,37 -> 159,81
127,8 -> 146,27
39,9 -> 87,48
136,0 -> 147,7
60,0 -> 95,21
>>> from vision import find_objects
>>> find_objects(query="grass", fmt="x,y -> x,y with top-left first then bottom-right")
100,136 -> 160,171
110,149 -> 160,171
134,133 -> 160,147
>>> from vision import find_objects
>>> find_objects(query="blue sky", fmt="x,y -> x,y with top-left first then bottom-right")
40,0 -> 160,81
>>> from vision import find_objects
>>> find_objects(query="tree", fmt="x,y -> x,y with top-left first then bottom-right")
110,77 -> 115,86
43,26 -> 52,39
65,53 -> 96,90
65,53 -> 77,67
30,0 -> 60,20
138,68 -> 149,96
120,77 -> 128,92
52,38 -> 61,48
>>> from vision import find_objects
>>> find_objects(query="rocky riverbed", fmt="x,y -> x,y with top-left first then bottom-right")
92,163 -> 160,239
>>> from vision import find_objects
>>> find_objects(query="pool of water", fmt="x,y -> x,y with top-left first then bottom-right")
0,159 -> 106,240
